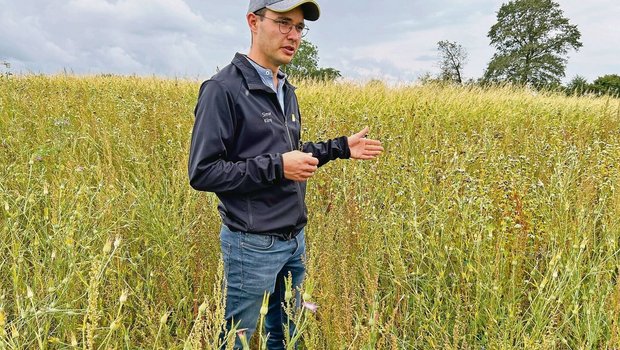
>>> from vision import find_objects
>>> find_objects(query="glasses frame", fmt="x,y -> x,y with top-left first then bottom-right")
255,14 -> 309,38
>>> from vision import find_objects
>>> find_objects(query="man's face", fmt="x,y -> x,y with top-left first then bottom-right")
252,7 -> 305,68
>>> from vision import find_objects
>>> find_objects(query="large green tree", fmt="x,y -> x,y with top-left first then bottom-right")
284,40 -> 341,81
483,0 -> 582,88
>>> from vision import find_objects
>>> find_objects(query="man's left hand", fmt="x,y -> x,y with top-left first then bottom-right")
348,126 -> 384,160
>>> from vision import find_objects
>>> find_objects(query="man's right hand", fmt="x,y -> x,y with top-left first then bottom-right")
282,151 -> 319,182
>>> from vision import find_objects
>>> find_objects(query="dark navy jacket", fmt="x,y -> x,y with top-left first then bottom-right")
188,53 -> 350,235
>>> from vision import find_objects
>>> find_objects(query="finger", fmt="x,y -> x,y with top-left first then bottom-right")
365,145 -> 384,151
363,139 -> 382,146
303,165 -> 318,172
359,155 -> 378,160
305,157 -> 319,166
353,126 -> 370,138
359,152 -> 380,159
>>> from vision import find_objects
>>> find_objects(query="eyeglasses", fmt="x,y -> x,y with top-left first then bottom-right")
256,14 -> 309,38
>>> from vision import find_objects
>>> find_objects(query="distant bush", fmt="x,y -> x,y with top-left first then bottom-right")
591,74 -> 620,97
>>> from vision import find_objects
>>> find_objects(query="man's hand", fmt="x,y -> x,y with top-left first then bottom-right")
348,126 -> 384,160
283,151 -> 319,182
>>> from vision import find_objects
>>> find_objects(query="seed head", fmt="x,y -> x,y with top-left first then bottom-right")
285,289 -> 292,302
259,291 -> 269,316
114,235 -> 121,249
119,290 -> 128,304
198,302 -> 207,315
160,311 -> 169,325
0,309 -> 6,327
109,320 -> 120,331
10,324 -> 19,339
102,239 -> 112,254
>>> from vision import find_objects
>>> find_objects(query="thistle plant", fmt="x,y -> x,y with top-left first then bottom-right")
257,291 -> 270,350
281,274 -> 319,349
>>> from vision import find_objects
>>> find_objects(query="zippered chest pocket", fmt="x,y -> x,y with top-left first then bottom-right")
284,111 -> 301,150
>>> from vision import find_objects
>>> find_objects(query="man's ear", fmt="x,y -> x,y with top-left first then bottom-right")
247,13 -> 259,34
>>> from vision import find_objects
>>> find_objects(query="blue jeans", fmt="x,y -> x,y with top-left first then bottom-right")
220,225 -> 306,350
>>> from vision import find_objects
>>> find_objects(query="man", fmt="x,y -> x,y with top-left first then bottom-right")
188,0 -> 384,348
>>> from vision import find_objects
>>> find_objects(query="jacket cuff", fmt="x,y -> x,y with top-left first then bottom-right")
276,153 -> 285,180
338,136 -> 351,159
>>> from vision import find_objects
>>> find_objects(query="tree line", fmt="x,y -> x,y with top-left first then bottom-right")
434,0 -> 618,96
294,0 -> 618,97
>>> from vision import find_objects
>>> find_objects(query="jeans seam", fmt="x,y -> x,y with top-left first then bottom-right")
292,232 -> 303,257
222,239 -> 240,314
238,236 -> 245,291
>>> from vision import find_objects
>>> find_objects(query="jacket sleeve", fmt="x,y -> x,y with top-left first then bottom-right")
302,136 -> 351,167
188,80 -> 284,193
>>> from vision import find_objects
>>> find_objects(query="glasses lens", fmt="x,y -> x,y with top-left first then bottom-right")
273,19 -> 307,37
279,22 -> 293,35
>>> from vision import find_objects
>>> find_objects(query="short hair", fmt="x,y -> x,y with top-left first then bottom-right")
254,8 -> 267,19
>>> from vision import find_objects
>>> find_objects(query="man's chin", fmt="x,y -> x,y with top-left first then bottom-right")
277,56 -> 294,67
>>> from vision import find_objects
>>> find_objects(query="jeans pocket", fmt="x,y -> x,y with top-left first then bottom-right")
242,233 -> 275,251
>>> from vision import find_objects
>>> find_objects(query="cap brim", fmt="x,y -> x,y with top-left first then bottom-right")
267,0 -> 320,21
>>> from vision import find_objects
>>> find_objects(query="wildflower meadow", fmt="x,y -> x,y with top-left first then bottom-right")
1,75 -> 619,349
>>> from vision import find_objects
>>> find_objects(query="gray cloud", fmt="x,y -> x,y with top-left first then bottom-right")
337,57 -> 426,83
0,0 -> 618,83
0,0 -> 241,77
312,0 -> 619,83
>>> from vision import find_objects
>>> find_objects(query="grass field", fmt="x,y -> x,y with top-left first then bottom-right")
1,75 -> 619,349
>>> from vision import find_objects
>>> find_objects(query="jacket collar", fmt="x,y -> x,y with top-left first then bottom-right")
232,52 -> 296,93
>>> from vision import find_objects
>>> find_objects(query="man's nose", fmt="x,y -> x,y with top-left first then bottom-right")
286,28 -> 302,41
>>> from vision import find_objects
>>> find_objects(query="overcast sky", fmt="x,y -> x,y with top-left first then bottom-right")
1,0 -> 618,84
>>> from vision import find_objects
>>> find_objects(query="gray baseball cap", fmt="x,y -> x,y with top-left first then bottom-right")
248,0 -> 321,21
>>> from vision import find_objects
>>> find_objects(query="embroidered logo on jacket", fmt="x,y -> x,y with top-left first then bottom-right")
261,112 -> 273,123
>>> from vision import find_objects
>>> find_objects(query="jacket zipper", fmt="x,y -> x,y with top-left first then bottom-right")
283,106 -> 305,224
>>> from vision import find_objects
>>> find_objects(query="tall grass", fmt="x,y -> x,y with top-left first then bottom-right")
1,74 -> 619,349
